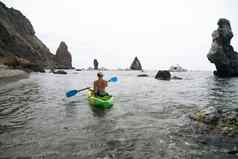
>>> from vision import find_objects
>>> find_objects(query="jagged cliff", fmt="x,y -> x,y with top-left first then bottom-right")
0,1 -> 72,70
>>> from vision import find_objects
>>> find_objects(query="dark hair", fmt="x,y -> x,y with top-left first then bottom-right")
97,72 -> 103,77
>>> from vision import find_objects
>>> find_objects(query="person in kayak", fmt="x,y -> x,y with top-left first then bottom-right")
93,72 -> 108,96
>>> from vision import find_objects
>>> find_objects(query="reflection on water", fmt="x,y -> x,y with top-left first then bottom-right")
207,76 -> 238,112
0,71 -> 237,158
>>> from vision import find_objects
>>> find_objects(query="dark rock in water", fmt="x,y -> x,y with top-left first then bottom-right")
50,68 -> 67,75
54,41 -> 72,69
55,70 -> 67,74
0,1 -> 55,68
155,70 -> 171,80
93,59 -> 99,70
130,57 -> 142,70
227,150 -> 238,155
76,69 -> 82,71
137,74 -> 149,77
207,18 -> 238,77
171,76 -> 183,80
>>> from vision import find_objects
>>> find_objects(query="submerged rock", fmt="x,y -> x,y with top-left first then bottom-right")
171,76 -> 183,80
54,41 -> 72,69
130,57 -> 142,70
54,70 -> 67,74
207,18 -> 238,77
155,70 -> 171,80
50,68 -> 67,75
190,107 -> 220,124
190,107 -> 238,137
137,74 -> 149,77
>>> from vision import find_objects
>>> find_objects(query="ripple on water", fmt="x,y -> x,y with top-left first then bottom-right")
0,71 -> 238,158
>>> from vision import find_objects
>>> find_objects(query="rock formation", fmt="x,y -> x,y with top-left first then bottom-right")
0,1 -> 73,71
190,106 -> 238,138
93,59 -> 99,70
169,64 -> 187,72
130,57 -> 142,70
50,68 -> 67,75
207,18 -> 238,77
155,70 -> 171,80
54,41 -> 72,69
137,74 -> 149,77
0,1 -> 55,69
1,56 -> 45,72
171,76 -> 183,80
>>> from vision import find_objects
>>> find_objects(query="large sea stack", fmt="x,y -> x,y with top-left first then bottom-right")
207,18 -> 238,77
0,2 -> 54,68
54,41 -> 72,69
93,59 -> 99,70
130,57 -> 142,70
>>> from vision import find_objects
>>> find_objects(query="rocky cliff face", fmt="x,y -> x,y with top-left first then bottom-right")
0,2 -> 55,68
207,18 -> 238,77
130,57 -> 142,70
0,1 -> 73,70
54,41 -> 72,69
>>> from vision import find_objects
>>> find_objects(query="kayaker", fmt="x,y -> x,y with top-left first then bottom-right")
93,72 -> 108,96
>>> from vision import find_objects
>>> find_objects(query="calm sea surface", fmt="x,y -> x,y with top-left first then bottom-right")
0,70 -> 238,159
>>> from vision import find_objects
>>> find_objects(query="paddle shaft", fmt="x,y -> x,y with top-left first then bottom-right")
77,87 -> 90,92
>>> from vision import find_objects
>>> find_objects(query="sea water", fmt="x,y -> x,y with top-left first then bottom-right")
0,70 -> 238,158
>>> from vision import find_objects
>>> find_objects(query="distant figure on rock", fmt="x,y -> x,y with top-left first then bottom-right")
130,57 -> 142,70
93,59 -> 99,70
207,18 -> 238,77
155,70 -> 171,80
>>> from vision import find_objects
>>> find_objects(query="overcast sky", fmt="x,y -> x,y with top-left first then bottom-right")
2,0 -> 238,70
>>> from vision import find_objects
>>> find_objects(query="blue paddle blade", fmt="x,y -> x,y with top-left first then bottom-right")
66,89 -> 78,97
109,76 -> 118,82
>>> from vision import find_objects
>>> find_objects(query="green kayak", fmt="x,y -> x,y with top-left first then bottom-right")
87,90 -> 113,109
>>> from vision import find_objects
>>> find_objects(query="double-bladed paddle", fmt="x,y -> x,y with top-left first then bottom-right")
65,76 -> 118,97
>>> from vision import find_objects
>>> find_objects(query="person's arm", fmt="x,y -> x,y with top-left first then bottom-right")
105,80 -> 108,87
93,81 -> 97,92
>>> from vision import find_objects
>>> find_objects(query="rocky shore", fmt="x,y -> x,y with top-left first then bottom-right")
190,107 -> 238,137
0,65 -> 29,84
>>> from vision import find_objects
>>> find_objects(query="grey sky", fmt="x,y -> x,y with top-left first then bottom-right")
2,0 -> 238,70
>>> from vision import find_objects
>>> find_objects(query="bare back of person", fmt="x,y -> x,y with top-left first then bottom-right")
93,72 -> 108,96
